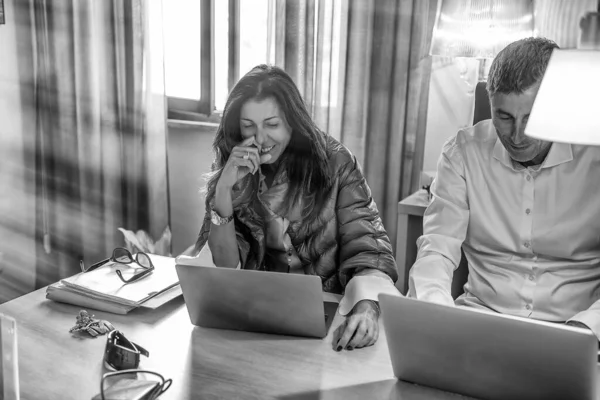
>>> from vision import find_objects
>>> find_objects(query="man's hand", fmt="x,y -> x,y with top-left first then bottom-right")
332,300 -> 380,351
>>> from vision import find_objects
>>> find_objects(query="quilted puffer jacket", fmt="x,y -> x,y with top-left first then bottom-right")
194,135 -> 398,294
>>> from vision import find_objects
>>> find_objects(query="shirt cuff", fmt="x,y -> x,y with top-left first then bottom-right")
175,244 -> 241,269
408,254 -> 455,307
567,311 -> 600,341
337,270 -> 401,316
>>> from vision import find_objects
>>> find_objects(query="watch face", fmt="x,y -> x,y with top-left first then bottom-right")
105,331 -> 140,371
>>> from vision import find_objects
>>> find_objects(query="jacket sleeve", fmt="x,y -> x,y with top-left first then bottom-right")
194,203 -> 252,268
336,155 -> 399,287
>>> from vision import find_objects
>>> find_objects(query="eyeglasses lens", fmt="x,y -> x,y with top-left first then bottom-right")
113,248 -> 134,264
136,253 -> 153,269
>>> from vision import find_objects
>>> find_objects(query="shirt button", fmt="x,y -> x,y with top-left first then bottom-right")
524,241 -> 530,248
526,176 -> 531,181
525,304 -> 531,310
525,208 -> 531,215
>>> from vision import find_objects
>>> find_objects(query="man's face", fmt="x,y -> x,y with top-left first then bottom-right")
490,85 -> 552,166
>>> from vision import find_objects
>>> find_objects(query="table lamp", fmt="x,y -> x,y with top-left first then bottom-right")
525,2 -> 600,145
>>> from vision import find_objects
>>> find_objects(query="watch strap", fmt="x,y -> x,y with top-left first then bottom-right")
132,341 -> 149,358
211,209 -> 234,225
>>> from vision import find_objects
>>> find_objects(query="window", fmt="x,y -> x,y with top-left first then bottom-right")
164,0 -> 276,119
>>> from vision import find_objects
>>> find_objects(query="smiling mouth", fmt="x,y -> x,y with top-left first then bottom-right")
261,145 -> 275,154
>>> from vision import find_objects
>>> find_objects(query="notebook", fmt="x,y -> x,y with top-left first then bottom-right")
176,262 -> 338,338
379,294 -> 598,400
46,254 -> 181,314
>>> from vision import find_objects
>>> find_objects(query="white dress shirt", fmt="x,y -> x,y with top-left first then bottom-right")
409,120 -> 600,338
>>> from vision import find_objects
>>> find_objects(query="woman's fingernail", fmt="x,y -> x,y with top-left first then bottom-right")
347,346 -> 353,351
336,346 -> 342,352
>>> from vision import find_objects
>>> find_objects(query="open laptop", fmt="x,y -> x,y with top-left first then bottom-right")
379,294 -> 598,400
0,313 -> 19,400
176,264 -> 338,338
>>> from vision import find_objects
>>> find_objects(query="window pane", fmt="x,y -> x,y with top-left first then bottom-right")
214,0 -> 229,111
164,0 -> 201,100
239,0 -> 270,79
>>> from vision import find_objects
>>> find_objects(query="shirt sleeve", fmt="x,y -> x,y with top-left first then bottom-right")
337,268 -> 401,315
567,301 -> 600,340
408,136 -> 469,307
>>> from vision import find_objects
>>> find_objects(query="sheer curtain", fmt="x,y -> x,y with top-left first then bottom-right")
0,0 -> 168,298
277,0 -> 438,248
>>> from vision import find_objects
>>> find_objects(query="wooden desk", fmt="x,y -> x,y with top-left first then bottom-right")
0,288 -> 475,399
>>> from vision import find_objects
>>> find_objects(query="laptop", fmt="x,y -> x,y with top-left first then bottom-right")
379,294 -> 598,400
0,313 -> 19,400
176,264 -> 338,338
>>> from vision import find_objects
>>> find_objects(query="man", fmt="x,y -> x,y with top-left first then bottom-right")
409,37 -> 600,338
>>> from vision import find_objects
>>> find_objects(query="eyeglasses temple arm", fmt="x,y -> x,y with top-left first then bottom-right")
81,258 -> 111,273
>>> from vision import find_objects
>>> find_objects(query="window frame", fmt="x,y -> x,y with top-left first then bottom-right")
167,0 -> 214,120
167,0 -> 243,121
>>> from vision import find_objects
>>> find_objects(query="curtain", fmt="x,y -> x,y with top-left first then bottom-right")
534,0 -> 598,48
0,0 -> 168,298
277,0 -> 438,249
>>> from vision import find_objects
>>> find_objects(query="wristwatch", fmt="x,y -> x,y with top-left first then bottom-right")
211,209 -> 234,225
103,330 -> 149,371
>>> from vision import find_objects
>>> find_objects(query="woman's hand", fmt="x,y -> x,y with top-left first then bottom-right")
217,137 -> 272,190
332,300 -> 380,351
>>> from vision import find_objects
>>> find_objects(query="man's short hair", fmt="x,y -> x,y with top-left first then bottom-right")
487,37 -> 559,97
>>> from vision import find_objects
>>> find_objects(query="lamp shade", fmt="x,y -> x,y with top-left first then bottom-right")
430,0 -> 534,59
525,50 -> 600,145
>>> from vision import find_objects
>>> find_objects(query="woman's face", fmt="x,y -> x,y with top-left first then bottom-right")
239,97 -> 292,165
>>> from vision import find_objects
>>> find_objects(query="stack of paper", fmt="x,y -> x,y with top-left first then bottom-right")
46,254 -> 181,314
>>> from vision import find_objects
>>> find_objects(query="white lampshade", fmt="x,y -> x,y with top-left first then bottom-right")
525,50 -> 600,145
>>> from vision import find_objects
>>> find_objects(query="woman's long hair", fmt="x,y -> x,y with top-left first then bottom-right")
204,65 -> 332,221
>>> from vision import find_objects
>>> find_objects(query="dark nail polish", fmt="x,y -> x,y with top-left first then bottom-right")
347,347 -> 353,351
336,346 -> 342,352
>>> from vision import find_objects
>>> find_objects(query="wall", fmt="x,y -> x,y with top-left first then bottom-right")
166,121 -> 217,256
422,57 -> 479,176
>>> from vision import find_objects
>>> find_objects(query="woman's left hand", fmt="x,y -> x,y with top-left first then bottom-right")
332,300 -> 380,351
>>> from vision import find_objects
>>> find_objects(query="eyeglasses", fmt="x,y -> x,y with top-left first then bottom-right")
98,370 -> 172,400
80,247 -> 155,284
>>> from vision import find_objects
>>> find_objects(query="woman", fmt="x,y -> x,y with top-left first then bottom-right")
192,65 -> 398,351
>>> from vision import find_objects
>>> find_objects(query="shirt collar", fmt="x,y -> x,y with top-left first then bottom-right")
493,138 -> 573,171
